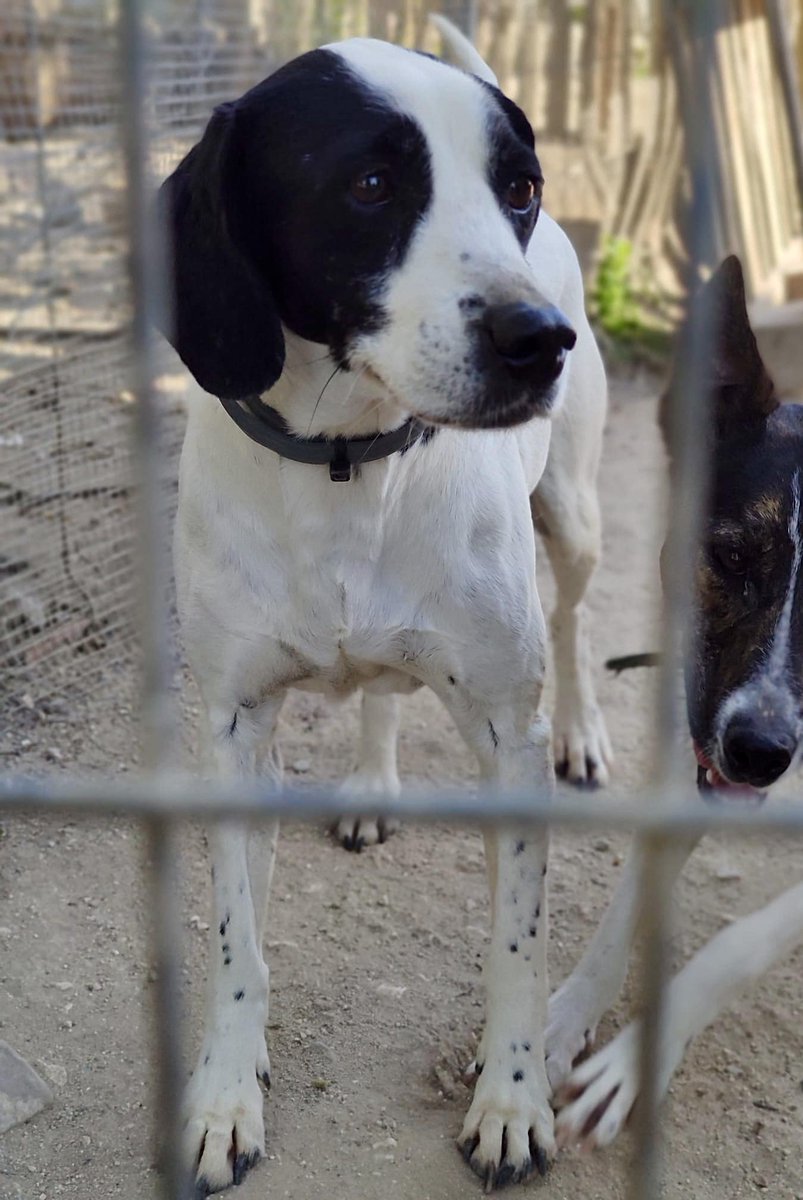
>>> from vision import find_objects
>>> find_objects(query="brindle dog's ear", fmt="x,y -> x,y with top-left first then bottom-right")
660,255 -> 778,453
157,103 -> 285,400
706,255 -> 777,428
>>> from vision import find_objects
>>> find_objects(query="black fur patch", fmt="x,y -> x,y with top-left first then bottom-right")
159,49 -> 432,396
481,81 -> 542,248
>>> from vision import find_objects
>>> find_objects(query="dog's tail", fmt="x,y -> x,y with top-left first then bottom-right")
428,13 -> 499,87
605,652 -> 662,675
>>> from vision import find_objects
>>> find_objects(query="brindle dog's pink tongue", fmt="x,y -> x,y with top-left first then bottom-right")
693,742 -> 761,797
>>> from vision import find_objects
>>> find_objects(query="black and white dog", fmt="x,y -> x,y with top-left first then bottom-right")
546,257 -> 803,1150
159,24 -> 609,1194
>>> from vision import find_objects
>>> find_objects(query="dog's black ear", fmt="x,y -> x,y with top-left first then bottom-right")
157,103 -> 285,400
660,255 -> 777,452
705,255 -> 777,428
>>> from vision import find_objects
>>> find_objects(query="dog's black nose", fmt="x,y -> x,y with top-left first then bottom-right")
483,302 -> 576,377
721,720 -> 795,788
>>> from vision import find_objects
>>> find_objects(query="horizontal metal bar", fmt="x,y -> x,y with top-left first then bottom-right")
1,772 -> 801,835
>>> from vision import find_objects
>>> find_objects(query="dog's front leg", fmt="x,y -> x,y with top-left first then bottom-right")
455,709 -> 554,1188
532,438 -> 612,788
554,879 -> 803,1151
545,834 -> 697,1092
183,697 -> 283,1196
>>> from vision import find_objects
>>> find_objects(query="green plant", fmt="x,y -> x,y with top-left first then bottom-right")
593,236 -> 639,334
591,236 -> 673,367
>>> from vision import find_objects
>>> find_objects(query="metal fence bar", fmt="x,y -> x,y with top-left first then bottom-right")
118,0 -> 187,1196
2,773 -> 801,832
145,817 -> 193,1200
628,833 -> 676,1199
629,4 -> 727,1193
1,5 -> 801,1199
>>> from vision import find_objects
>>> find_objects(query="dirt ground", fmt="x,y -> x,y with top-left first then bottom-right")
1,369 -> 802,1200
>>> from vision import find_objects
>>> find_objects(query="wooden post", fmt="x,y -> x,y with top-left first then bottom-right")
766,0 -> 803,210
487,1 -> 525,97
579,0 -> 600,138
516,0 -> 541,121
450,0 -> 480,37
544,0 -> 571,137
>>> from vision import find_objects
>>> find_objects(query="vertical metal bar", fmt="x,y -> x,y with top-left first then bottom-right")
145,817 -> 191,1200
628,3 -> 725,1197
118,1 -> 188,1197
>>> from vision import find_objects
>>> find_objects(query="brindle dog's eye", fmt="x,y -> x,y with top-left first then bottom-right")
506,175 -> 537,213
350,169 -> 392,206
712,544 -> 747,576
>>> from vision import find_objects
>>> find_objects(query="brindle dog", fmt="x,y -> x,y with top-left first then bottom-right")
544,255 -> 803,1149
669,255 -> 803,791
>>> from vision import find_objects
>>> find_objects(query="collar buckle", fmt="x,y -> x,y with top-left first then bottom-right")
329,441 -> 352,482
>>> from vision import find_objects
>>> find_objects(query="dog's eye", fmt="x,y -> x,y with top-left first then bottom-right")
506,175 -> 538,213
712,544 -> 746,576
350,169 -> 392,206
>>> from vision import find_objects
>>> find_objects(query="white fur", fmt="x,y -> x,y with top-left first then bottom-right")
545,837 -> 696,1092
554,880 -> 803,1149
324,39 -> 581,428
429,13 -> 500,86
176,37 -> 609,1191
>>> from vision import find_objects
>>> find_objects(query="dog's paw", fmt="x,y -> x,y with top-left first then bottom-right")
457,1065 -> 555,1188
554,1024 -> 640,1152
183,1033 -> 271,1195
333,770 -> 401,851
553,700 -> 613,789
545,976 -> 601,1094
544,991 -> 597,1095
332,813 -> 399,852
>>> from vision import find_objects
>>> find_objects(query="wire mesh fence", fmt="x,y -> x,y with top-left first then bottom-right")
2,0 -> 802,701
1,2 -> 802,1199
0,0 -> 497,702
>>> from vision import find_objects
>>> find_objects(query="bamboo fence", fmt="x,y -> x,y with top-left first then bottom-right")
0,0 -> 801,303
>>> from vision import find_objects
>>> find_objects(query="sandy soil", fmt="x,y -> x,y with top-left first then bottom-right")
1,369 -> 802,1200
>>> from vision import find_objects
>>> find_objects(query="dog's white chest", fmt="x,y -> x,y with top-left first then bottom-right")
175,401 -> 547,707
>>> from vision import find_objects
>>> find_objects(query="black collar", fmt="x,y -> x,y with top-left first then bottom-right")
218,394 -> 431,482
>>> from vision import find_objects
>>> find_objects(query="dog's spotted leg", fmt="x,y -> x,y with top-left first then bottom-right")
532,435 -> 612,788
183,697 -> 283,1197
334,691 -> 401,851
555,879 -> 803,1151
451,708 -> 555,1187
545,835 -> 697,1093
